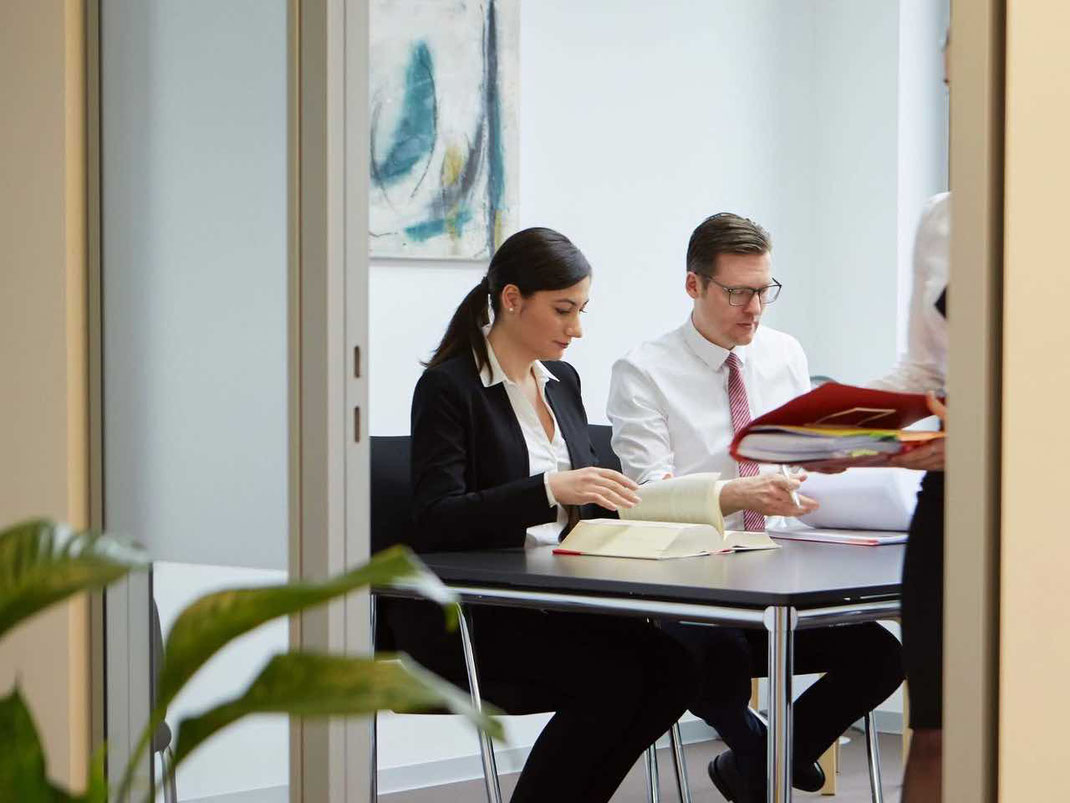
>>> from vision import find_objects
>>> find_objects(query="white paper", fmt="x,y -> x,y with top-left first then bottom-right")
796,467 -> 923,531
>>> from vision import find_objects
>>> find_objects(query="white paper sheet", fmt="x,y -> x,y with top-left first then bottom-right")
795,467 -> 924,531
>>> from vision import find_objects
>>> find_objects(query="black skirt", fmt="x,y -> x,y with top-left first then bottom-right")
901,470 -> 945,729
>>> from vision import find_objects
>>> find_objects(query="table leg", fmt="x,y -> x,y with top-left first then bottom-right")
765,606 -> 796,803
457,605 -> 503,803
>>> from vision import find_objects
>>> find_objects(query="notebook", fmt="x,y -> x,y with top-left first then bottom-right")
767,527 -> 908,547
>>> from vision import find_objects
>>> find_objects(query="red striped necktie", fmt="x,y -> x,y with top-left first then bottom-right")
725,352 -> 765,532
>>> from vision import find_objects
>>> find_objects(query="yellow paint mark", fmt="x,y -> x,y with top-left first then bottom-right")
441,145 -> 464,187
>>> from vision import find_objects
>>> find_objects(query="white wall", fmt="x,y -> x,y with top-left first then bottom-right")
100,3 -> 291,801
101,0 -> 289,572
153,563 -> 289,803
374,0 -> 946,789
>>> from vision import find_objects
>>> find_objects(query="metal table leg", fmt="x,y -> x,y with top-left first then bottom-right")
765,606 -> 797,803
864,710 -> 884,803
645,744 -> 660,803
457,605 -> 503,803
669,721 -> 693,803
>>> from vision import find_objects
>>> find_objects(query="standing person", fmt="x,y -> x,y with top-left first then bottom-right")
809,32 -> 952,801
868,190 -> 949,802
607,212 -> 903,802
397,227 -> 696,802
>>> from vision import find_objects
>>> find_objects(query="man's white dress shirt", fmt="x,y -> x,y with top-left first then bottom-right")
479,334 -> 571,546
607,317 -> 810,531
870,192 -> 949,393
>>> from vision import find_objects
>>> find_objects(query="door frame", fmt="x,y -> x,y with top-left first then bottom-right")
944,2 -> 1005,801
87,0 -> 372,799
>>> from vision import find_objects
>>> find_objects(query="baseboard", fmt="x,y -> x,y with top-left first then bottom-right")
377,711 -> 904,795
181,785 -> 288,803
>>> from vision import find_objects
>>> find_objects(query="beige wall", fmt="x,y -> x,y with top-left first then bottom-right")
999,1 -> 1070,799
0,0 -> 89,791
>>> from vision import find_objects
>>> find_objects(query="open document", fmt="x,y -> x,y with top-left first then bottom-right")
554,473 -> 778,559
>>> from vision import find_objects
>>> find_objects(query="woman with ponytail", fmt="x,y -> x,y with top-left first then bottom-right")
398,227 -> 695,802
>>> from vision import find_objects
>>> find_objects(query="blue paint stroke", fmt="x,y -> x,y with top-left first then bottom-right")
372,41 -> 437,187
484,0 -> 505,251
405,206 -> 474,243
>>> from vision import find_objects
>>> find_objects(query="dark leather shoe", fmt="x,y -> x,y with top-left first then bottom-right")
792,760 -> 826,792
708,751 -> 762,803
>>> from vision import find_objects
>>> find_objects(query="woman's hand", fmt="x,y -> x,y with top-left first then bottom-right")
887,438 -> 945,471
887,392 -> 946,470
549,467 -> 641,511
927,391 -> 947,422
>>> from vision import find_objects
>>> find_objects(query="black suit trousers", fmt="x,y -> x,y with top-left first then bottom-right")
662,619 -> 903,776
404,606 -> 695,803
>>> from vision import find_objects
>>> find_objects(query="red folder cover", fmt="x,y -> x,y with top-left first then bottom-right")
729,383 -> 938,461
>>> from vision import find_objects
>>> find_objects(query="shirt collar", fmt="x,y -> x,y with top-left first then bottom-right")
477,326 -> 559,388
681,314 -> 750,372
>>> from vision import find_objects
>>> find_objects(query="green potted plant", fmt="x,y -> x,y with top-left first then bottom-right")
0,518 -> 501,801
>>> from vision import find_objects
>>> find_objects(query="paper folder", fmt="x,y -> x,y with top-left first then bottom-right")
730,383 -> 944,465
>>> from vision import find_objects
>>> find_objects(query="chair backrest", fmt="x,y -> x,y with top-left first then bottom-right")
587,423 -> 622,473
370,426 -> 622,553
370,435 -> 414,554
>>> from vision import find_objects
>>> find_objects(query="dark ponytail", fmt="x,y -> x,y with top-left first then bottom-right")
425,227 -> 592,373
424,275 -> 493,373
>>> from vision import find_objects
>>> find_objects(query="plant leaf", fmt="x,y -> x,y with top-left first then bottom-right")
157,545 -> 456,711
81,746 -> 107,803
0,687 -> 74,801
172,652 -> 504,767
0,518 -> 146,641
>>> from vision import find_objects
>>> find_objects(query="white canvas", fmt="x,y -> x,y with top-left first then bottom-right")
370,0 -> 519,259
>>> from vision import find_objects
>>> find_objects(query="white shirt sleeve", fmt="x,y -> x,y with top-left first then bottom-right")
543,471 -> 558,507
870,195 -> 948,393
607,357 -> 676,484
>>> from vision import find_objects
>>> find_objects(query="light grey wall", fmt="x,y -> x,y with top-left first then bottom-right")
101,0 -> 288,570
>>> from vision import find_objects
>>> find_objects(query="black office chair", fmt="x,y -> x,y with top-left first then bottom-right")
369,436 -> 503,802
370,430 -> 694,803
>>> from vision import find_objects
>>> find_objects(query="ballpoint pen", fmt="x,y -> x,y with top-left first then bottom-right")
780,463 -> 802,508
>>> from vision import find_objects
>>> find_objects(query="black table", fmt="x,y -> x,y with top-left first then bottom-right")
380,540 -> 904,803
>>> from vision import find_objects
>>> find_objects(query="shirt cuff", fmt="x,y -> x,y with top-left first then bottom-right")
710,479 -> 728,534
543,471 -> 559,508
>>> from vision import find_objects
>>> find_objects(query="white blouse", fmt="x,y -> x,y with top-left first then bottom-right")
871,192 -> 949,393
478,336 -> 572,546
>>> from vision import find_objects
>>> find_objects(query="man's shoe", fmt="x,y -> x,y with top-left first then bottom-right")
707,751 -> 762,803
792,760 -> 826,792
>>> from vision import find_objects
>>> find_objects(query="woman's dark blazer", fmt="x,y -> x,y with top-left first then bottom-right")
408,351 -> 607,554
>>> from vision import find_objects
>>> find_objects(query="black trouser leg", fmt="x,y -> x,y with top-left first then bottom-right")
664,620 -> 903,777
474,609 -> 694,803
762,623 -> 904,766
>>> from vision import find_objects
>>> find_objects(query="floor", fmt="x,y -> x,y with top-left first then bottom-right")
381,730 -> 902,802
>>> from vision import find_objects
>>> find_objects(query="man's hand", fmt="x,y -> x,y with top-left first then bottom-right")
719,473 -> 819,517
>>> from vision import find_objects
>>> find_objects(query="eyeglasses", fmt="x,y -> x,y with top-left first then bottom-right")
705,276 -> 783,307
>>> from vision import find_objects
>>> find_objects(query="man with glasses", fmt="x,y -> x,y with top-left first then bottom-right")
607,212 -> 903,803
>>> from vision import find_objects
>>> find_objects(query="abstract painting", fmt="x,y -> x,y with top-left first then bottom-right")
369,0 -> 518,259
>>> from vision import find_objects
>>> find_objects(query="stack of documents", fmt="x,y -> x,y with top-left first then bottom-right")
730,383 -> 944,466
767,467 -> 922,546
